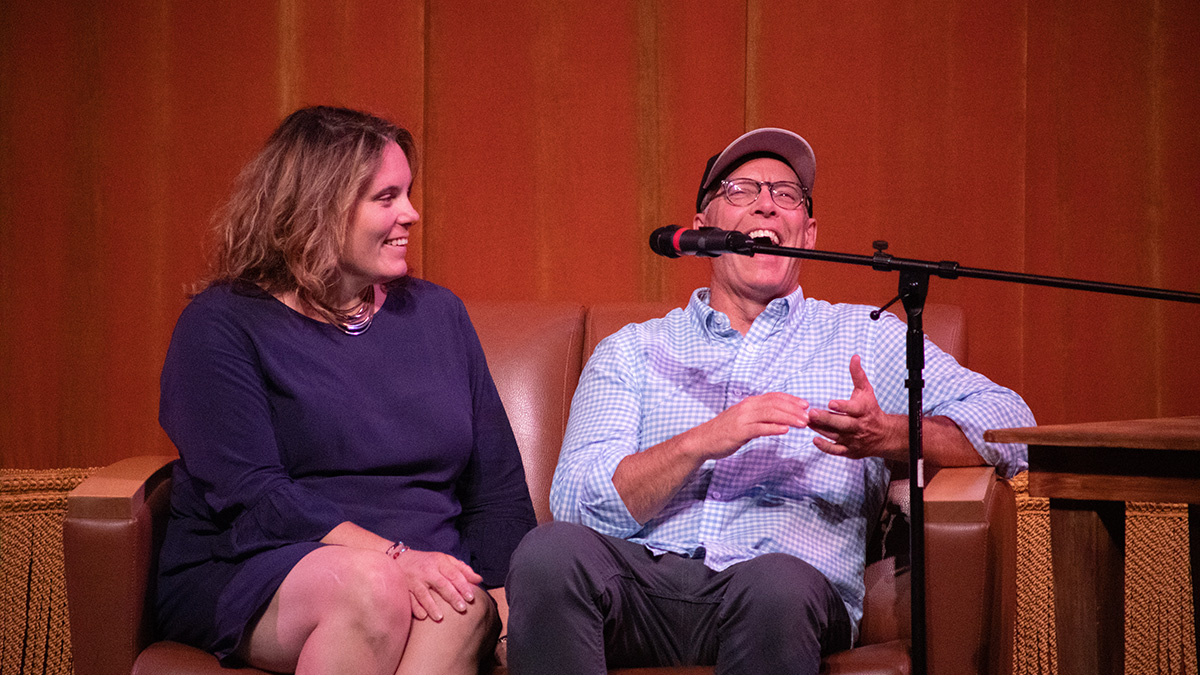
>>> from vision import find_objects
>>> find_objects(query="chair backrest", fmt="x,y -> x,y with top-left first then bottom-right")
907,303 -> 968,365
584,302 -> 682,357
464,301 -> 585,524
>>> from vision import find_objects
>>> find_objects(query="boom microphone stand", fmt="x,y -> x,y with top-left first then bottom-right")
656,227 -> 1200,675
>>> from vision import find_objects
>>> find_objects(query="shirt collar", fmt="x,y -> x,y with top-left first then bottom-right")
687,285 -> 806,338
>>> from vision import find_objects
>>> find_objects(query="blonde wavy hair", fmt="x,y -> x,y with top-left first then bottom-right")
203,106 -> 416,315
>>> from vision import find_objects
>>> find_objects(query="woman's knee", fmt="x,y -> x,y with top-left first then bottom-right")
244,547 -> 412,670
405,585 -> 498,660
438,584 -> 497,639
302,547 -> 412,641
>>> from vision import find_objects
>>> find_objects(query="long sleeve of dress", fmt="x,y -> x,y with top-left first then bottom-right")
451,301 -> 538,588
159,292 -> 348,562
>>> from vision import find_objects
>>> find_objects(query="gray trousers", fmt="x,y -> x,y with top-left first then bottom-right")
505,521 -> 851,675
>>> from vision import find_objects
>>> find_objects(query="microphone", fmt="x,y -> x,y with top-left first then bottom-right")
649,225 -> 754,258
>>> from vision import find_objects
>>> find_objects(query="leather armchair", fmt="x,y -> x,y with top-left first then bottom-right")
64,302 -> 1015,675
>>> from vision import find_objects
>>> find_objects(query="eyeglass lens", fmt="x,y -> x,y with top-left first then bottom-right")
723,179 -> 805,209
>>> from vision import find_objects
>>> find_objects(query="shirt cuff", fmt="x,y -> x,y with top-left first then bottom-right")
577,450 -> 644,537
933,402 -> 1030,479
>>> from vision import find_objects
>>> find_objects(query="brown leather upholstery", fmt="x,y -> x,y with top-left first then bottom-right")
583,302 -> 682,358
465,302 -> 586,524
132,641 -> 270,675
64,301 -> 1014,675
64,455 -> 176,675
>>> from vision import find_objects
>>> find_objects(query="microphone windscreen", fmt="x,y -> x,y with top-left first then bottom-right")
649,225 -> 684,258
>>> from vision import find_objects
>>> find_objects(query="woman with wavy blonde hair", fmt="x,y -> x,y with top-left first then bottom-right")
157,106 -> 535,674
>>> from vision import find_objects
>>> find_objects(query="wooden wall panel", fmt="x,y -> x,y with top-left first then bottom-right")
1156,0 -> 1200,419
423,1 -> 749,307
2,0 -> 88,466
1,0 -> 1197,469
423,1 -> 643,302
0,1 -> 428,468
650,1 -> 751,306
1025,1 -> 1200,424
753,0 -> 1030,394
89,0 -> 176,466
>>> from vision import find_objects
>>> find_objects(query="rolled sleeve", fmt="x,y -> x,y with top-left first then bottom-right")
550,336 -> 645,536
910,331 -> 1034,479
577,448 -> 642,535
931,394 -> 1033,478
868,311 -> 1034,479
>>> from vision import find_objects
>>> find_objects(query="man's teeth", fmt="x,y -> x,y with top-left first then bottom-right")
747,229 -> 780,245
385,237 -> 408,247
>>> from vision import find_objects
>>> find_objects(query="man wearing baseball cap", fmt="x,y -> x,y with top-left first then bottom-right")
505,128 -> 1033,674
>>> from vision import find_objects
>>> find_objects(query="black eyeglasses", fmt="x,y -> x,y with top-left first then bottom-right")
719,178 -> 809,211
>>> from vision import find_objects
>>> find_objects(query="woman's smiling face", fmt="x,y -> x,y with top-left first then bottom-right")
336,141 -> 419,303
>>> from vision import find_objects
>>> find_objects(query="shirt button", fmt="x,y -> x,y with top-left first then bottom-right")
711,491 -> 722,499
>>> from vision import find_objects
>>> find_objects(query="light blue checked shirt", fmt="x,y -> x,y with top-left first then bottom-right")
549,285 -> 1033,635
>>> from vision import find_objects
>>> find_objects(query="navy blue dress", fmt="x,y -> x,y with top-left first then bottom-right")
156,278 -> 536,663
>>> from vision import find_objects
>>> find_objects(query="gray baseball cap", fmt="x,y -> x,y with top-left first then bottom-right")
696,127 -> 815,213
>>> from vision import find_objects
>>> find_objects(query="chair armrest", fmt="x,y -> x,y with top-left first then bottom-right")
925,465 -> 997,521
65,455 -> 176,675
67,455 -> 176,520
924,466 -> 1017,675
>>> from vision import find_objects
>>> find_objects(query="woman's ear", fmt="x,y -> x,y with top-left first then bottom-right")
692,211 -> 706,230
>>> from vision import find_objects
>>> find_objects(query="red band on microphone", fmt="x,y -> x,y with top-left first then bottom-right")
672,227 -> 685,253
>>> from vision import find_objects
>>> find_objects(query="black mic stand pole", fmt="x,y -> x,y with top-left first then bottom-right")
724,236 -> 1200,675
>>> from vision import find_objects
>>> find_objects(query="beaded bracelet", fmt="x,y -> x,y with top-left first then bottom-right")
386,540 -> 409,560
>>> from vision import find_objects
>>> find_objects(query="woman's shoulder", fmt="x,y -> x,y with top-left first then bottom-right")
181,281 -> 270,317
170,282 -> 285,343
383,277 -> 468,319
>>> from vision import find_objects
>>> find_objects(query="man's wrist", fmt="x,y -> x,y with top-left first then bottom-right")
674,424 -> 721,463
882,414 -> 910,461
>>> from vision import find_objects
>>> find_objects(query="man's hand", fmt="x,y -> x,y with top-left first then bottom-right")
689,392 -> 811,461
393,549 -> 484,621
809,355 -> 905,460
613,392 -> 809,523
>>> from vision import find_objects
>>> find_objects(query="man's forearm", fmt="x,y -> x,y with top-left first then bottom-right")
611,393 -> 810,523
897,414 -> 986,467
611,431 -> 708,524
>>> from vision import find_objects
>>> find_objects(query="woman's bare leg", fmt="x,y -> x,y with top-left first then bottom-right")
236,546 -> 412,675
395,586 -> 499,675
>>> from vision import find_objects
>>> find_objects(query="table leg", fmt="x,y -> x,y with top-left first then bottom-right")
1049,498 -> 1125,675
